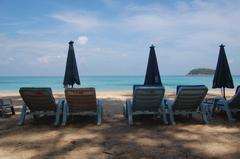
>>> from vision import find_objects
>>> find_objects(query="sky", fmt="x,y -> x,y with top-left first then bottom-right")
0,0 -> 239,76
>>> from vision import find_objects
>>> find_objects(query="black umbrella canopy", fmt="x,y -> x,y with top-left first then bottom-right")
212,44 -> 234,97
144,45 -> 162,86
63,41 -> 80,87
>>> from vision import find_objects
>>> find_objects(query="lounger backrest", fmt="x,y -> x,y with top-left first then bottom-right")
133,84 -> 144,94
176,85 -> 205,95
228,85 -> 240,108
133,86 -> 165,112
65,88 -> 97,112
173,86 -> 208,111
19,87 -> 56,111
133,84 -> 162,93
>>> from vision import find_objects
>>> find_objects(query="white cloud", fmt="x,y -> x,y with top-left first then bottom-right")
51,11 -> 105,31
77,36 -> 88,45
0,37 -> 65,50
37,55 -> 66,64
37,56 -> 49,64
102,0 -> 119,8
78,56 -> 87,66
1,57 -> 15,64
7,57 -> 15,61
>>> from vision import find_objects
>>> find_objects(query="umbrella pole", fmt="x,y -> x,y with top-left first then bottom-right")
223,87 -> 226,99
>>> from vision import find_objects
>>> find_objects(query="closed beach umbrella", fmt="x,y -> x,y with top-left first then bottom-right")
63,41 -> 80,87
144,45 -> 162,86
212,44 -> 234,98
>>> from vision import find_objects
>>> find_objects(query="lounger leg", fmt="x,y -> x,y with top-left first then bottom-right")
188,113 -> 193,120
123,104 -> 127,118
223,103 -> 235,122
33,113 -> 40,123
54,101 -> 62,126
204,103 -> 213,120
127,102 -> 133,126
160,105 -> 168,124
11,106 -> 15,115
124,100 -> 131,119
202,113 -> 208,124
18,104 -> 27,126
168,105 -> 176,125
0,109 -> 2,117
201,104 -> 209,124
101,104 -> 103,118
8,100 -> 15,115
62,102 -> 68,126
1,106 -> 7,117
211,99 -> 218,117
97,99 -> 103,125
97,105 -> 102,125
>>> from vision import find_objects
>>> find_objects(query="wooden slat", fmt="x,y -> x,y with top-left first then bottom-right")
19,88 -> 56,111
65,88 -> 97,112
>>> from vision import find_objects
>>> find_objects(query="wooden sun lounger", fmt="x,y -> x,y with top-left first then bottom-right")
62,88 -> 103,126
18,87 -> 64,126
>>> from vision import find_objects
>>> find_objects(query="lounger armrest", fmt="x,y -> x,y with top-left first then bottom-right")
164,98 -> 174,106
56,99 -> 65,107
162,96 -> 168,106
126,98 -> 132,107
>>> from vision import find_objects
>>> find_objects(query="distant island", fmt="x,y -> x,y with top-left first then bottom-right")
187,68 -> 215,76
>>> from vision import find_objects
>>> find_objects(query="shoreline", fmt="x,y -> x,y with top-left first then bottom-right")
0,89 -> 235,98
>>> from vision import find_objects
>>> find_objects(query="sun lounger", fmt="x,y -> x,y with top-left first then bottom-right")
62,88 -> 103,126
123,86 -> 167,126
0,99 -> 15,116
212,85 -> 240,121
165,85 -> 208,125
18,87 -> 64,126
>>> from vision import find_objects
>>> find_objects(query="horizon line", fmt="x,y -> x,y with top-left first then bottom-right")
0,74 -> 240,77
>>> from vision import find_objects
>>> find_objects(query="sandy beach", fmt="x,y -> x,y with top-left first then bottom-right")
0,91 -> 239,159
1,0 -> 240,158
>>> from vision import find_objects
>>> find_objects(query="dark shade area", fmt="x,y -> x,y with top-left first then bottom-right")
144,45 -> 162,86
212,44 -> 234,97
63,41 -> 80,87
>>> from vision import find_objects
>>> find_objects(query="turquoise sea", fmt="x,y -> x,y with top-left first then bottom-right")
0,76 -> 240,93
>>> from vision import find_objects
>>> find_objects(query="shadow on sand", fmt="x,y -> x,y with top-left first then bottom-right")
0,97 -> 240,159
